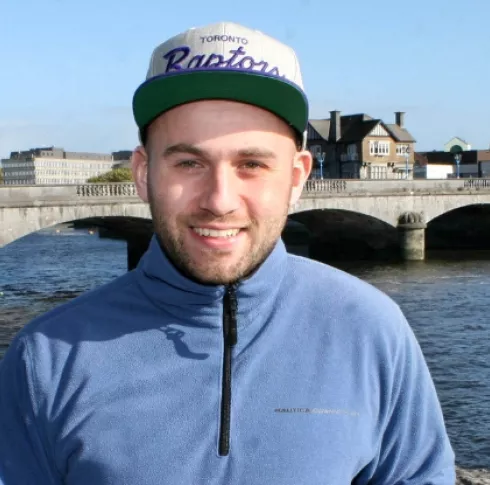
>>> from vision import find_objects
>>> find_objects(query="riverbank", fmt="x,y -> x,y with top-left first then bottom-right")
457,467 -> 490,484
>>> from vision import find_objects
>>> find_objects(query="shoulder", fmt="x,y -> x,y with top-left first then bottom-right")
15,270 -> 140,344
286,253 -> 397,308
0,270 -> 149,409
285,254 -> 407,336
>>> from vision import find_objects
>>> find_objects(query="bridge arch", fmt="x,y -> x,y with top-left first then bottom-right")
426,203 -> 490,251
1,203 -> 151,247
290,198 -> 398,227
425,199 -> 490,224
289,208 -> 399,262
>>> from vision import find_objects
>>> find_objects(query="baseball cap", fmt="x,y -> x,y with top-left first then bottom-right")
132,21 -> 309,147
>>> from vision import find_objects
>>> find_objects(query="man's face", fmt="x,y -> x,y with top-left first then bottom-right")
132,100 -> 311,285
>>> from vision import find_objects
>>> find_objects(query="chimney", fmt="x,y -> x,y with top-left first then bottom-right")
395,111 -> 405,128
329,110 -> 341,142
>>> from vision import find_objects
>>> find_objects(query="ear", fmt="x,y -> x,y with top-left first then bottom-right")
132,146 -> 149,203
289,150 -> 313,206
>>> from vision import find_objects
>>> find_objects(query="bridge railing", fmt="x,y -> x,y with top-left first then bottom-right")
3,179 -> 490,207
462,179 -> 490,189
303,178 -> 490,195
75,179 -> 490,198
304,179 -> 348,193
76,183 -> 137,197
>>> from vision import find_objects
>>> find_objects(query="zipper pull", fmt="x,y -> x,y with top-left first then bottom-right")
224,284 -> 238,347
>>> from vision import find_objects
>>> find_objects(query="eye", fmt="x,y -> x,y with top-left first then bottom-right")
241,161 -> 264,170
176,159 -> 201,169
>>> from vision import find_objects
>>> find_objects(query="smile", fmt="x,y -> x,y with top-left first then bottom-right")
192,228 -> 241,238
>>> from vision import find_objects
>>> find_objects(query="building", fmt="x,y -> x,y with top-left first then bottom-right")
414,149 -> 490,178
444,136 -> 471,153
412,160 -> 454,180
112,150 -> 133,169
1,147 -> 130,185
307,111 -> 416,179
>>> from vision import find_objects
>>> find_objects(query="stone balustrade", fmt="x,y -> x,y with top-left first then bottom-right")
76,183 -> 137,198
3,179 -> 490,205
303,178 -> 490,196
463,178 -> 490,189
74,179 -> 490,199
304,179 -> 348,193
0,179 -> 490,207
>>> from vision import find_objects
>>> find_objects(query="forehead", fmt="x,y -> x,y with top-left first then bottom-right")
146,100 -> 298,149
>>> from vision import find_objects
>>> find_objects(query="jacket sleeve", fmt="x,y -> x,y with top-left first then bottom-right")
357,309 -> 456,485
0,334 -> 60,485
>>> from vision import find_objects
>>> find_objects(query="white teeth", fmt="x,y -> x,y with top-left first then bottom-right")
193,228 -> 240,238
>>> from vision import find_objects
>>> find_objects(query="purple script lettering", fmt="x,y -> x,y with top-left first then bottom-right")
251,60 -> 271,73
187,54 -> 205,69
237,56 -> 255,69
203,53 -> 225,68
162,45 -> 282,77
222,46 -> 246,68
163,46 -> 190,72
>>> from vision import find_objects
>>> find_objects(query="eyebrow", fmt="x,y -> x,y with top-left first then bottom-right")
162,143 -> 205,158
161,143 -> 277,160
237,147 -> 277,159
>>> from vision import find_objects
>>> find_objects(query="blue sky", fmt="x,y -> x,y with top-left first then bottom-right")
1,0 -> 489,157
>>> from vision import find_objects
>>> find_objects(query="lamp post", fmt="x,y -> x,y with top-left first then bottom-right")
454,153 -> 461,179
316,152 -> 325,179
405,147 -> 410,180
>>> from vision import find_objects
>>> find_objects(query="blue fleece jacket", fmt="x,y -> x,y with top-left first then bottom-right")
0,236 -> 455,484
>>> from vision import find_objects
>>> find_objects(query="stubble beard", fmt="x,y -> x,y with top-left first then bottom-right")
147,192 -> 290,286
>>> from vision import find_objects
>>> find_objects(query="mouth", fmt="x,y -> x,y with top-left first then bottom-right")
191,227 -> 242,238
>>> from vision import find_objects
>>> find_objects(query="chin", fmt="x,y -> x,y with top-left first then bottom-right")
185,259 -> 247,285
194,269 -> 242,286
189,272 -> 240,286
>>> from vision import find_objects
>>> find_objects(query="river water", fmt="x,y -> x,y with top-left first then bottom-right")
0,229 -> 489,468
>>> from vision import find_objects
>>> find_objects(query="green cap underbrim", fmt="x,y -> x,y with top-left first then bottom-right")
132,70 -> 308,140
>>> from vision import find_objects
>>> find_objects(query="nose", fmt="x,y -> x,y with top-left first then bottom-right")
199,165 -> 241,216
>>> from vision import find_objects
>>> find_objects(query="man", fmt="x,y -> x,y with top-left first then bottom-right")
0,21 -> 455,484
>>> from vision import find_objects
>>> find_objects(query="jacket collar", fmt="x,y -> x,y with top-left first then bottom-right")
134,234 -> 288,327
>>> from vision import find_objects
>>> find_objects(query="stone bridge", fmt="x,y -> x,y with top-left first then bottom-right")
2,179 -> 490,261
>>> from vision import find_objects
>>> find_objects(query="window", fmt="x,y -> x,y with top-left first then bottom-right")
309,145 -> 322,156
369,141 -> 390,156
370,166 -> 388,179
345,144 -> 358,161
347,144 -> 357,156
396,144 -> 410,155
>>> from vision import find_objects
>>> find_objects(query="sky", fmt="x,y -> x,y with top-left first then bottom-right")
1,0 -> 489,158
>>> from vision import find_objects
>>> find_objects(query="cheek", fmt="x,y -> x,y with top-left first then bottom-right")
166,184 -> 185,202
247,182 -> 291,218
150,179 -> 189,208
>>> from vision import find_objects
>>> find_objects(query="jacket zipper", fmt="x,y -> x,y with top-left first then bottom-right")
219,283 -> 238,456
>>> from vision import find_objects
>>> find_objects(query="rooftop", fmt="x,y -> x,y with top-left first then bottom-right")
308,112 -> 416,143
6,147 -> 131,162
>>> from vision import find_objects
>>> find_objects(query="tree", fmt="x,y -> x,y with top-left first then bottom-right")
0,167 -> 3,184
87,167 -> 133,183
